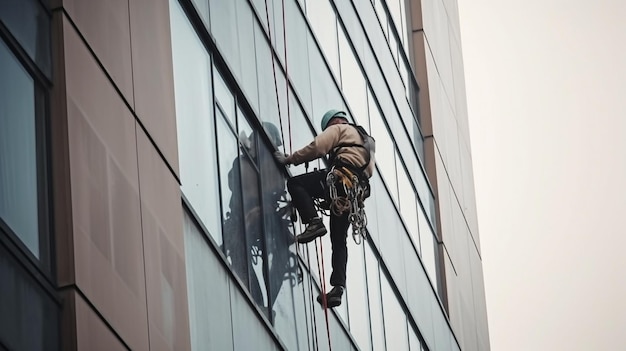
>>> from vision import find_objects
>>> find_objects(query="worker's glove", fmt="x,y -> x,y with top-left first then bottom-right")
274,151 -> 290,165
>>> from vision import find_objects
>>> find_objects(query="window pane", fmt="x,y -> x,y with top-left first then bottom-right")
347,244 -> 372,351
183,211 -> 234,351
217,111 -> 250,286
214,68 -> 236,127
381,277 -> 409,351
365,244 -> 385,351
307,0 -> 339,80
0,39 -> 40,257
397,164 -> 419,254
0,0 -> 51,76
170,0 -> 222,241
418,206 -> 437,291
338,27 -> 368,124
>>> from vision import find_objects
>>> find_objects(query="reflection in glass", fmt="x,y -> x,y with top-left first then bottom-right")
0,39 -> 39,257
170,0 -> 222,242
217,111 -> 250,289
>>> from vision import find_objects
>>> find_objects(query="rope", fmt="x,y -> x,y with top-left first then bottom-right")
315,240 -> 333,351
263,0 -> 287,154
302,243 -> 319,350
264,1 -> 334,349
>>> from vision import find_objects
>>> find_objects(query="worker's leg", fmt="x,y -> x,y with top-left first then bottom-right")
329,211 -> 350,288
286,169 -> 327,223
315,211 -> 349,308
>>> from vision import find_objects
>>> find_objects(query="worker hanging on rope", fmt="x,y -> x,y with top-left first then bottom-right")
274,109 -> 376,308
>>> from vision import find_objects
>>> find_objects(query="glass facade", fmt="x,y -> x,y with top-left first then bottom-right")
170,0 -> 485,350
0,1 -> 58,350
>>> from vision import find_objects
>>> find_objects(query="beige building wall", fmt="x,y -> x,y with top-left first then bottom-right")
410,0 -> 490,350
49,0 -> 190,349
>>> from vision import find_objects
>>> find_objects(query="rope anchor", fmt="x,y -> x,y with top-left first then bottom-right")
326,167 -> 368,244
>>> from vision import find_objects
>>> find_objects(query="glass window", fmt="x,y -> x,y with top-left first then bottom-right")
236,114 -> 268,314
418,206 -> 437,290
308,32 -> 346,130
346,244 -> 372,351
409,324 -> 422,351
217,110 -> 250,286
209,0 -> 239,76
338,27 -> 368,125
381,276 -> 409,351
235,0 -> 260,113
183,211 -> 234,351
0,0 -> 51,77
0,39 -> 41,258
397,164 -> 420,254
284,0 -> 313,116
170,0 -> 222,242
214,68 -> 236,127
368,91 -> 398,204
307,0 -> 340,80
365,244 -> 386,351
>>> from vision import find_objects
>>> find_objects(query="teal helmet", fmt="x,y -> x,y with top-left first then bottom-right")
262,122 -> 282,147
321,109 -> 348,131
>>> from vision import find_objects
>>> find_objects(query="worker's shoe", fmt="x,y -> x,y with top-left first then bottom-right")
316,286 -> 344,308
296,217 -> 327,243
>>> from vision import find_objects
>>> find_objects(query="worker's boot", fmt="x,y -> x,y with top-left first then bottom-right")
316,286 -> 344,308
296,217 -> 327,243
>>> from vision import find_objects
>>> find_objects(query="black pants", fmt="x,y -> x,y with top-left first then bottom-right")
287,169 -> 349,287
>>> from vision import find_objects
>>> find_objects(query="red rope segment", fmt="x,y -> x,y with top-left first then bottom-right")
315,240 -> 333,351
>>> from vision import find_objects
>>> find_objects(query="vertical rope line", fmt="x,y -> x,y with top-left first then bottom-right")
315,240 -> 333,351
306,246 -> 320,350
263,0 -> 287,154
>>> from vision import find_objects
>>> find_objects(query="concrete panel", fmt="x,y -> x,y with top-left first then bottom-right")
137,125 -> 190,351
129,0 -> 179,175
62,0 -> 134,105
63,16 -> 149,351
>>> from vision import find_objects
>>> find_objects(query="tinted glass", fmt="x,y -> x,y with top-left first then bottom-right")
0,39 -> 40,257
418,205 -> 437,290
381,276 -> 409,351
0,243 -> 59,350
183,211 -> 234,351
0,0 -> 51,77
307,0 -> 340,80
365,244 -> 386,351
338,27 -> 368,124
346,244 -> 372,351
170,0 -> 222,241
217,110 -> 250,286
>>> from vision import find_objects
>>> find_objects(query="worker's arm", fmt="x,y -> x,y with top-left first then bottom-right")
285,126 -> 341,165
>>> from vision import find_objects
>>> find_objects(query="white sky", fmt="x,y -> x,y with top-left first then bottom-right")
457,0 -> 626,350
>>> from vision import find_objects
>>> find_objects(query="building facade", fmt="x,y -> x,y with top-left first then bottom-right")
0,0 -> 488,350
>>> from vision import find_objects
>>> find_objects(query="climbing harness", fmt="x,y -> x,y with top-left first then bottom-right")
325,165 -> 369,245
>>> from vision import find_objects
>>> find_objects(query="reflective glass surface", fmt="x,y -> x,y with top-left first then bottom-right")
0,0 -> 51,77
184,211 -> 234,350
170,0 -> 222,242
346,244 -> 372,351
365,244 -> 385,351
338,27 -> 368,124
217,110 -> 250,286
381,277 -> 409,351
0,39 -> 40,258
307,0 -> 340,80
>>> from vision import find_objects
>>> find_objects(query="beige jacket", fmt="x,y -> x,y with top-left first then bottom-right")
286,124 -> 375,178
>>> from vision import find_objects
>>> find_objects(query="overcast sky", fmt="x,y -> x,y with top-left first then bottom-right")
457,0 -> 626,350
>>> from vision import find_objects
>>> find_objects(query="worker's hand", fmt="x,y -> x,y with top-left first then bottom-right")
274,151 -> 290,165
